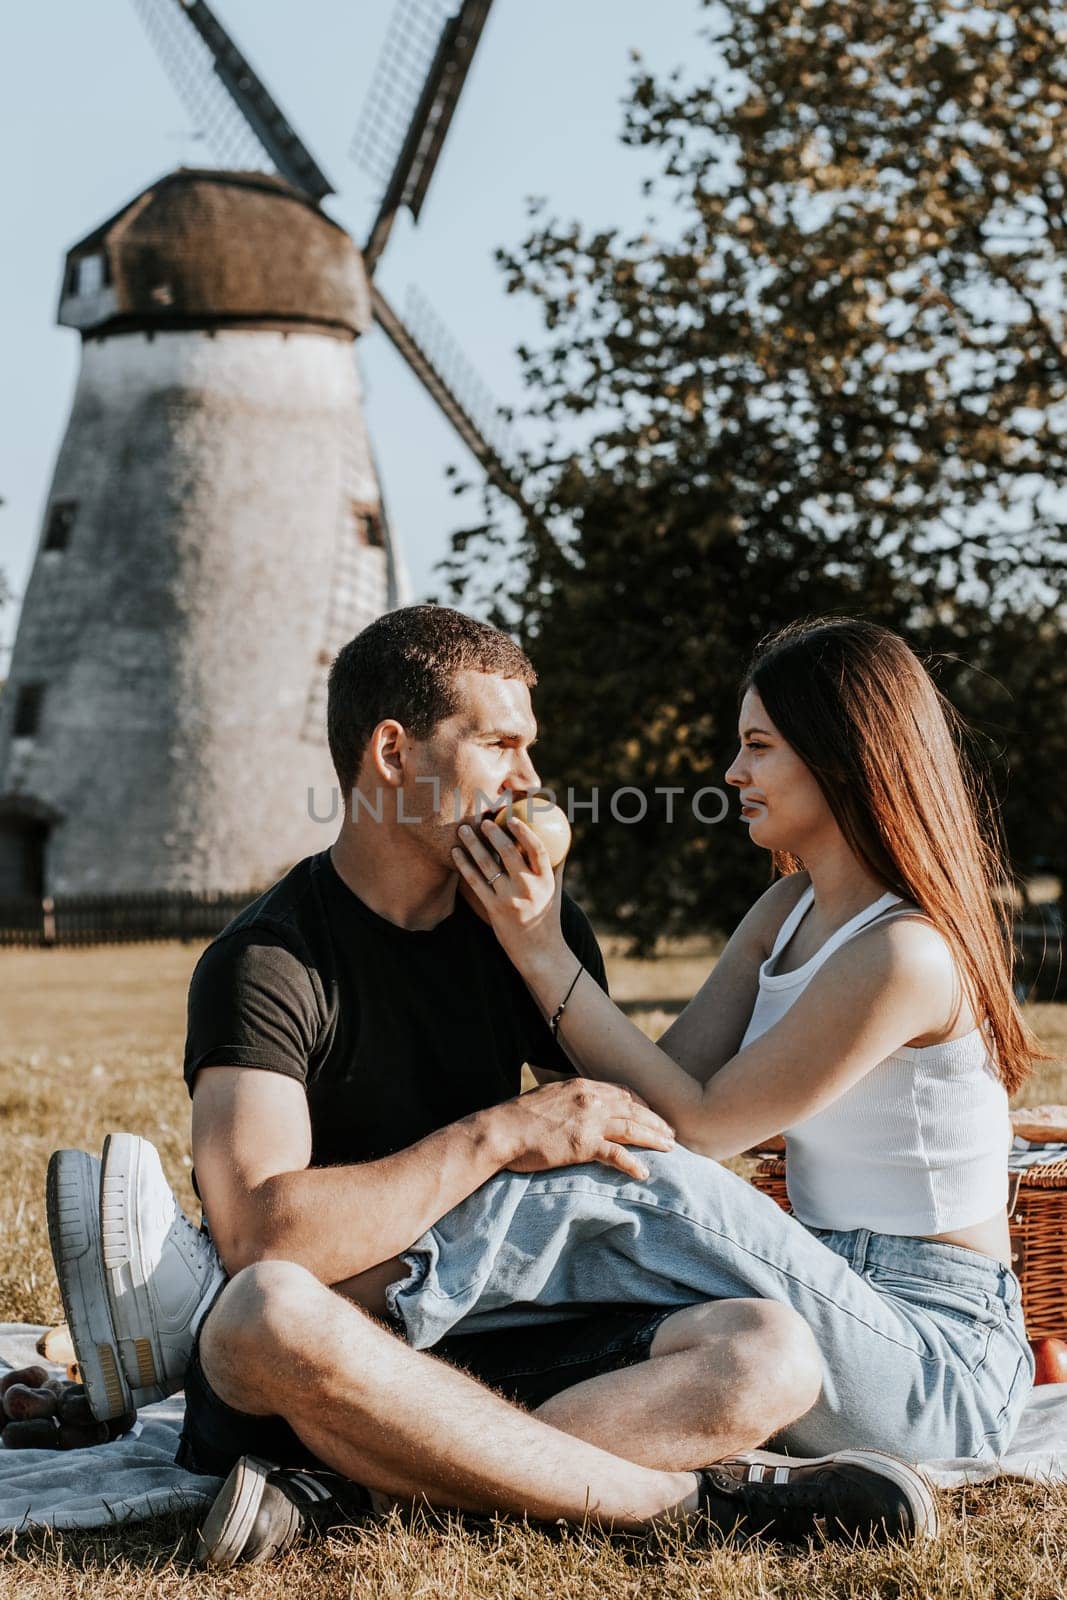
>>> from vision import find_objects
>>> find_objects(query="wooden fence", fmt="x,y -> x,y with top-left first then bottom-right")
0,892 -> 1061,994
0,890 -> 261,949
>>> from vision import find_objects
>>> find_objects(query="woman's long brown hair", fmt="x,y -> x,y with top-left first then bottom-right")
745,617 -> 1040,1095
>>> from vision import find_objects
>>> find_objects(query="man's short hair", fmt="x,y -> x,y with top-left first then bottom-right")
327,605 -> 537,795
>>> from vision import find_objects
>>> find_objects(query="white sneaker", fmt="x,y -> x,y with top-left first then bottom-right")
99,1132 -> 226,1403
46,1149 -> 132,1421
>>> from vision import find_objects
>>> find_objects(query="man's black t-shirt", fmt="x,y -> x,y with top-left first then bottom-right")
183,851 -> 608,1167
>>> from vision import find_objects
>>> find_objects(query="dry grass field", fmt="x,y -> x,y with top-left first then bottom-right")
0,939 -> 1065,1598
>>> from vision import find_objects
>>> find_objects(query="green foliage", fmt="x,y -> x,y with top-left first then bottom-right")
442,0 -> 1067,949
0,567 -> 10,699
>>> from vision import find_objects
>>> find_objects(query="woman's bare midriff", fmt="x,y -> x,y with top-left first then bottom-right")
921,1209 -> 1013,1269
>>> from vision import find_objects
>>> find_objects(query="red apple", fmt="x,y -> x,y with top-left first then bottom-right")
1031,1337 -> 1067,1385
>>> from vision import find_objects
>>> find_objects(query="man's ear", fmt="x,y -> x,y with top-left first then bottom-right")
368,720 -> 408,787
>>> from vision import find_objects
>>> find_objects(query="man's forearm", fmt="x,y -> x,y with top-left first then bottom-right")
224,1104 -> 517,1284
199,1065 -> 674,1283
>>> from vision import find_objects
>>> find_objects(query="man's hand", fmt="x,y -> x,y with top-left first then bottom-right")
498,1078 -> 675,1181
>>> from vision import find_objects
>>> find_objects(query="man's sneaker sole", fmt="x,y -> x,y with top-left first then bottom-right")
734,1448 -> 940,1541
45,1150 -> 133,1422
100,1132 -> 171,1400
100,1131 -> 221,1402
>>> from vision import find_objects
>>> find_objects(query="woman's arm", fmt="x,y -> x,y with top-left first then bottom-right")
655,873 -> 809,1083
452,818 -> 956,1159
520,918 -> 954,1157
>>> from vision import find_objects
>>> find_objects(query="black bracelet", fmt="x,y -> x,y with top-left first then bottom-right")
550,963 -> 584,1040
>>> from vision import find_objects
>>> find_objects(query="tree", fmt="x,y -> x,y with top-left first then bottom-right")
0,565 -> 9,700
442,0 -> 1067,949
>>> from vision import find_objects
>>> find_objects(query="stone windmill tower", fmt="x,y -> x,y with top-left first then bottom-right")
0,0 -> 528,904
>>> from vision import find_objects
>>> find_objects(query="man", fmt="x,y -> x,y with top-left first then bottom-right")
49,606 -> 937,1565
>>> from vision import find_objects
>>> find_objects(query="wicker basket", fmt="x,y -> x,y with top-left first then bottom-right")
750,1155 -> 1067,1341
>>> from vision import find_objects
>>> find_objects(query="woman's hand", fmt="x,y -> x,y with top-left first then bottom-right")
452,815 -> 567,966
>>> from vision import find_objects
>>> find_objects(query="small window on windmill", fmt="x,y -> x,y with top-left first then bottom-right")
43,501 -> 77,553
350,501 -> 384,550
76,254 -> 106,297
13,684 -> 44,740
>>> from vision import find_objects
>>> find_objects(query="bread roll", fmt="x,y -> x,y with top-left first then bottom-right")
1011,1105 -> 1067,1143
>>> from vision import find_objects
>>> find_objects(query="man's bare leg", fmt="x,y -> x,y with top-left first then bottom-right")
534,1299 -> 821,1468
201,1260 -> 702,1530
339,1263 -> 821,1473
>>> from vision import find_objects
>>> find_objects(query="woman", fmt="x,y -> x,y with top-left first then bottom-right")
389,617 -> 1038,1463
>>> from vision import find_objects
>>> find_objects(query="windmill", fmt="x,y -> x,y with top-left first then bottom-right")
0,0 -> 531,906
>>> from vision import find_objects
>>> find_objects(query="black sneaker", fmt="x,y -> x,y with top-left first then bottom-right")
195,1455 -> 372,1567
698,1448 -> 940,1545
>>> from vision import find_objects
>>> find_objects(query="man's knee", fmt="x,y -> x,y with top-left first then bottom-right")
655,1298 -> 822,1419
200,1259 -> 331,1406
734,1299 -> 821,1414
213,1259 -> 321,1345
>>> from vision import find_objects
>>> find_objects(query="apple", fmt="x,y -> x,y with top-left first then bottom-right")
491,794 -> 572,868
457,794 -> 572,921
1031,1336 -> 1067,1386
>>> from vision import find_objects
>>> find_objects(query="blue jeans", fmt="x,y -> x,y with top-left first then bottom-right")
388,1145 -> 1034,1462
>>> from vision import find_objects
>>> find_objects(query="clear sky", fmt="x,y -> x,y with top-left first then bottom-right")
1,0 -> 707,668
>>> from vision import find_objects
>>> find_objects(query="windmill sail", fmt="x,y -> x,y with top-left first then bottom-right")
132,0 -> 520,503
372,284 -> 529,513
353,0 -> 495,271
131,0 -> 333,198
349,0 -> 525,505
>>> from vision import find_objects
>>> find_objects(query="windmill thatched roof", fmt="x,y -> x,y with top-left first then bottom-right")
59,169 -> 370,339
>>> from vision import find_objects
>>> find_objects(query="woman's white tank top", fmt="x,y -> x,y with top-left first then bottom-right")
739,884 -> 1011,1235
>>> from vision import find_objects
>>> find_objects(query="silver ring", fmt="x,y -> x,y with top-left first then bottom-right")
487,871 -> 504,886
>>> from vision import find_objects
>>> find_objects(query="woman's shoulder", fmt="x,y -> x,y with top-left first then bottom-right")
851,904 -> 954,971
837,908 -> 975,1040
746,872 -> 812,960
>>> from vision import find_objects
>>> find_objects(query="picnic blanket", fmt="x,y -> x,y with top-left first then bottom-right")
1009,1136 -> 1067,1172
0,1323 -> 1065,1532
0,1325 -> 220,1532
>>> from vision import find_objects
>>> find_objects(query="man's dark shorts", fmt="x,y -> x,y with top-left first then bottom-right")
177,1305 -> 680,1478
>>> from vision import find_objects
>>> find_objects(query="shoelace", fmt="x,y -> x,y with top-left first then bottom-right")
705,1465 -> 844,1518
738,1473 -> 831,1512
171,1211 -> 219,1277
